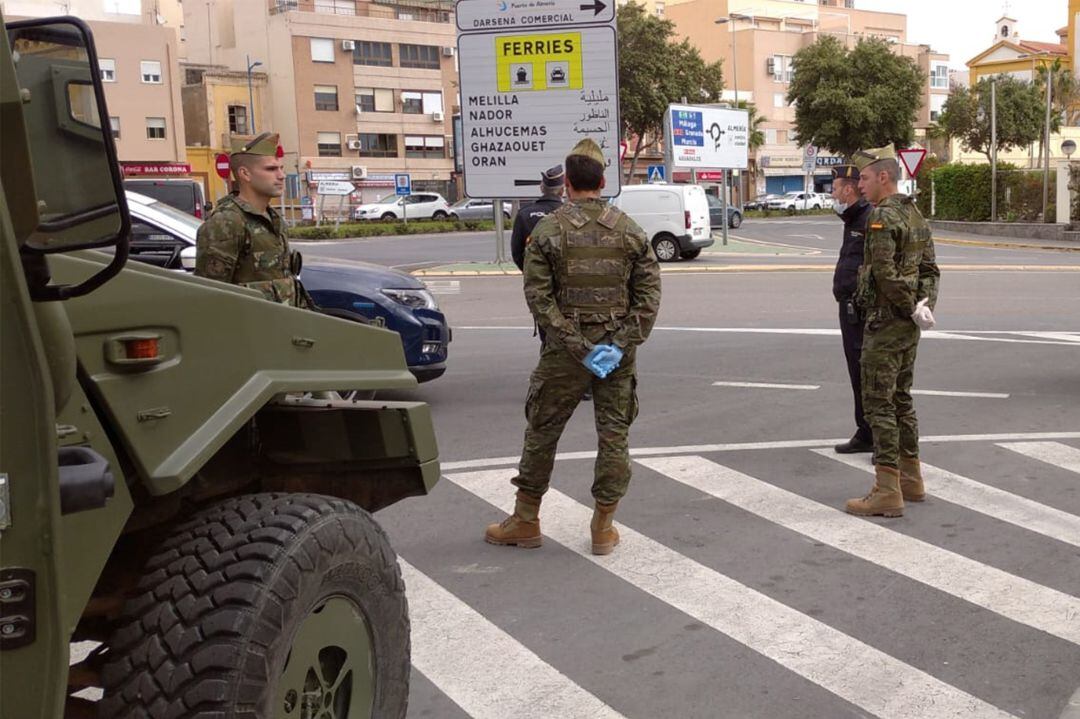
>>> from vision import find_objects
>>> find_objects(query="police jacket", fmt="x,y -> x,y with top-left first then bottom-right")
511,195 -> 563,271
832,198 -> 872,302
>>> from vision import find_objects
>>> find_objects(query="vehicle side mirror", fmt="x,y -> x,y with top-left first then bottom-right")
179,245 -> 196,271
6,17 -> 130,300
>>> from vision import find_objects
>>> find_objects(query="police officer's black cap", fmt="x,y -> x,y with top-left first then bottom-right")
832,163 -> 860,180
541,164 -> 565,188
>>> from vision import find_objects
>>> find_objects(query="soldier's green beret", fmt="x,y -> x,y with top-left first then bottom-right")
568,138 -> 605,165
831,163 -> 860,180
230,132 -> 280,156
853,144 -> 896,170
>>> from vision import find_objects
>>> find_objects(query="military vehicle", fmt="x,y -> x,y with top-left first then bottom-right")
0,14 -> 438,718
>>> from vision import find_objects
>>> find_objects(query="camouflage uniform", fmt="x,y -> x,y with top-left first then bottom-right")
195,194 -> 308,307
511,197 -> 661,504
856,193 -> 940,469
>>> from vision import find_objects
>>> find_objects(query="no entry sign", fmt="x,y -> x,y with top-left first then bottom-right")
215,153 -> 231,179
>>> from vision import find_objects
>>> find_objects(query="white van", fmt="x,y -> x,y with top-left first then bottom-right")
611,183 -> 713,261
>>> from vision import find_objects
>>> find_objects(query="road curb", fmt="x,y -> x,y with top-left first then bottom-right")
936,235 -> 1080,252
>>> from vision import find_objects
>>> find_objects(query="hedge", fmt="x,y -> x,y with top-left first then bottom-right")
289,218 -> 495,240
922,162 -> 1055,223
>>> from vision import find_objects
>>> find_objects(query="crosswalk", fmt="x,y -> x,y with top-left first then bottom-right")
400,437 -> 1080,719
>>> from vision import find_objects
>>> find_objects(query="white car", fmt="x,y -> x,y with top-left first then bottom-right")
353,192 -> 450,221
766,191 -> 823,213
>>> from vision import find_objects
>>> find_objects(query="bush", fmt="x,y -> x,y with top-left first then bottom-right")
926,162 -> 1055,222
289,218 -> 496,240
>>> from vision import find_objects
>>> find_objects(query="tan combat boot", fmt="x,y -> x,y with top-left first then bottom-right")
590,501 -> 620,555
485,491 -> 542,548
845,466 -> 904,517
899,456 -> 926,502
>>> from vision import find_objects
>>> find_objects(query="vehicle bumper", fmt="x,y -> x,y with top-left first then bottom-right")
678,233 -> 715,251
410,362 -> 447,383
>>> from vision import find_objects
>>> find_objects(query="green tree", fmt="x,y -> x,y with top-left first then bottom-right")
939,76 -> 1045,163
734,99 -> 767,194
1035,58 -> 1080,126
618,2 -> 724,182
785,36 -> 923,157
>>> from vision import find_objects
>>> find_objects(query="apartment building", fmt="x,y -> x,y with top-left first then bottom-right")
3,0 -> 188,175
182,0 -> 457,205
665,0 -> 949,196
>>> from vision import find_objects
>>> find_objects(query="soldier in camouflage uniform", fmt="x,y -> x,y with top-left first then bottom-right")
485,139 -> 662,555
848,144 -> 940,517
195,132 -> 309,308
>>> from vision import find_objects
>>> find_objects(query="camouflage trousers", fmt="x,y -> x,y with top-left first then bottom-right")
861,317 -> 920,469
512,330 -> 639,505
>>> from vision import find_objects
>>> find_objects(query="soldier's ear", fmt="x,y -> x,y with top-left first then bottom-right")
599,176 -> 606,191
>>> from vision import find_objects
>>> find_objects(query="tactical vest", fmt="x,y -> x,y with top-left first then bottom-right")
211,198 -> 301,306
551,203 -> 632,319
856,195 -> 931,315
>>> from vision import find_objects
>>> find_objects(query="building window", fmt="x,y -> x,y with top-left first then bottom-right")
146,117 -> 166,139
399,44 -> 440,70
314,0 -> 355,15
355,87 -> 394,112
354,41 -> 392,67
773,92 -> 786,108
402,91 -> 443,114
930,62 -> 949,89
764,128 -> 777,145
109,116 -> 120,139
228,105 -> 249,134
314,85 -> 339,111
655,1 -> 664,16
358,133 -> 397,157
929,93 -> 946,122
317,131 -> 342,157
99,58 -> 116,82
769,55 -> 794,83
140,60 -> 162,84
404,135 -> 445,158
310,37 -> 335,63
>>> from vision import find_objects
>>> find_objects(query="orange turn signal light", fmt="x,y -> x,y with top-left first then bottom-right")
124,337 -> 160,360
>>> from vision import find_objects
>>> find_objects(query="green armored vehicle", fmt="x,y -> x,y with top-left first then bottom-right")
0,15 -> 437,718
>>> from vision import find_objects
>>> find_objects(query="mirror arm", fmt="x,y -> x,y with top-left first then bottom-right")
29,230 -> 130,302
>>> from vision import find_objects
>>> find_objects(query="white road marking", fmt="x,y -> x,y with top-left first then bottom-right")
819,450 -> 1080,549
447,468 -> 1019,719
998,441 -> 1080,475
440,432 -> 1080,472
639,456 -> 1080,646
713,381 -> 820,390
422,279 -> 461,295
1013,332 -> 1080,343
911,389 -> 1011,399
400,559 -> 624,719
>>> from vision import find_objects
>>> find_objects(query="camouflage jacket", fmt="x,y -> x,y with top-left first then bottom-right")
856,193 -> 939,319
523,197 -> 661,361
194,194 -> 307,307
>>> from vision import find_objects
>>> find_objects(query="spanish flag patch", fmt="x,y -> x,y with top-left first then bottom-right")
869,222 -> 885,230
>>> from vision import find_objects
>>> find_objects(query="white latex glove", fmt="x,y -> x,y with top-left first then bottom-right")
911,298 -> 936,330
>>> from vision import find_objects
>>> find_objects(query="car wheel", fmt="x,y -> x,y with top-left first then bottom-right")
680,248 -> 702,260
100,494 -> 410,719
729,211 -> 742,229
786,206 -> 796,215
449,212 -> 459,220
381,212 -> 397,221
812,204 -> 821,210
652,233 -> 679,262
432,210 -> 448,220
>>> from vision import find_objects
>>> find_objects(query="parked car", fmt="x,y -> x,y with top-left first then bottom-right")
706,193 -> 742,229
124,177 -> 211,219
610,183 -> 712,261
814,192 -> 835,209
125,191 -> 450,382
744,193 -> 781,211
353,192 -> 450,221
448,198 -> 512,221
767,191 -> 823,213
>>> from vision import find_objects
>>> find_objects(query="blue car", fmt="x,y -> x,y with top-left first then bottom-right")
125,191 -> 450,383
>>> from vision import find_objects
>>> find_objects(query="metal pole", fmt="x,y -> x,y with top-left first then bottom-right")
1043,64 -> 1052,221
991,79 -> 998,222
730,20 -> 742,211
494,199 -> 505,263
206,2 -> 213,65
247,56 -> 257,134
721,169 -> 729,246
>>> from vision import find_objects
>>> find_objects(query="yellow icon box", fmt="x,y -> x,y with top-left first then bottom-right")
495,32 -> 583,92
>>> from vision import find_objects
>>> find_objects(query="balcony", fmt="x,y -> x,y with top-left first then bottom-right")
272,0 -> 452,22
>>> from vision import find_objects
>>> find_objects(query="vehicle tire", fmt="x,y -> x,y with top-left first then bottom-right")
432,210 -> 448,220
381,212 -> 397,221
680,248 -> 702,260
812,204 -> 821,210
652,233 -> 680,262
729,211 -> 742,229
786,206 -> 796,215
448,212 -> 459,220
99,494 -> 409,719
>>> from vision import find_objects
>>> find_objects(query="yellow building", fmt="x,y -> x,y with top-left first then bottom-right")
967,16 -> 1067,85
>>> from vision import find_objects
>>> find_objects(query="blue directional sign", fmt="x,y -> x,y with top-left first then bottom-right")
671,109 -> 704,148
394,173 -> 412,196
647,165 -> 666,182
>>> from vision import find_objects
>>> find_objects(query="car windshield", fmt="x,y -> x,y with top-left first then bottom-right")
450,199 -> 474,208
375,193 -> 402,204
135,196 -> 204,232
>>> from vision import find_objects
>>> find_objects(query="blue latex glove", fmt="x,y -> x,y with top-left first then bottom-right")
582,345 -> 611,378
584,344 -> 623,379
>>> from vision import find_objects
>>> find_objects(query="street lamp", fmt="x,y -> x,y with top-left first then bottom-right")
715,13 -> 751,212
246,55 -> 262,135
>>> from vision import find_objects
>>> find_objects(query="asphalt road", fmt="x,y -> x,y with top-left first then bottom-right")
311,219 -> 1080,719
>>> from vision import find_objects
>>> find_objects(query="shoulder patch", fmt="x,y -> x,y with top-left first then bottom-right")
597,206 -> 620,229
559,204 -> 590,229
869,222 -> 885,230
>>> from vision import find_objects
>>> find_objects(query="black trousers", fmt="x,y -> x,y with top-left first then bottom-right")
839,301 -> 873,441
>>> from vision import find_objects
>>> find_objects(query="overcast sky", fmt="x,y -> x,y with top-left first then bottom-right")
856,0 -> 1068,69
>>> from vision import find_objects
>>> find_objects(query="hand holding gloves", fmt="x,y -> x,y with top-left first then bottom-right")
911,298 -> 936,330
582,344 -> 624,379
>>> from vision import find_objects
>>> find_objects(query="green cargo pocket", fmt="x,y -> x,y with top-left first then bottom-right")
525,378 -> 544,422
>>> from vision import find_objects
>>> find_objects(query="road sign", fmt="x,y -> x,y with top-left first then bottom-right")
457,3 -> 620,199
395,173 -> 412,196
456,0 -> 613,32
666,104 -> 749,170
316,180 -> 355,196
214,153 -> 230,179
647,165 -> 665,183
898,148 -> 928,177
802,145 -> 818,174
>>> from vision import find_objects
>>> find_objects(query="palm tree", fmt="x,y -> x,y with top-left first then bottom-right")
733,100 -> 767,201
1036,58 -> 1080,126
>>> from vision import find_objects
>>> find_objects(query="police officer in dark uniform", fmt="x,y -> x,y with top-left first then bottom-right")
831,162 -> 874,454
511,165 -> 565,271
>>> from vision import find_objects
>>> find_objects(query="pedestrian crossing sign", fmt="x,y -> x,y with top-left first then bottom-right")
647,164 -> 665,183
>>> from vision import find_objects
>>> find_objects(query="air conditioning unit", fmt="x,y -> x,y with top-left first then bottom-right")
346,140 -> 362,151
341,39 -> 356,51
766,57 -> 776,76
351,165 -> 367,179
431,110 -> 444,122
442,46 -> 455,57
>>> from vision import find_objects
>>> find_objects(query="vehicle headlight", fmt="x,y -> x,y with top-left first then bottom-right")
382,288 -> 438,310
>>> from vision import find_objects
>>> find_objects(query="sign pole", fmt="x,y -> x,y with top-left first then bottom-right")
317,194 -> 324,227
494,199 -> 505,263
721,169 -> 729,247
